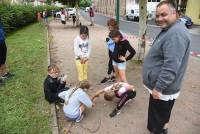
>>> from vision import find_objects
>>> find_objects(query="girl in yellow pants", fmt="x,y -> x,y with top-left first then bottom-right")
74,26 -> 91,81
75,59 -> 88,81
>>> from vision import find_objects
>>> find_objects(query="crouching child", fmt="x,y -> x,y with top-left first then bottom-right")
58,80 -> 93,122
92,82 -> 136,117
44,64 -> 69,104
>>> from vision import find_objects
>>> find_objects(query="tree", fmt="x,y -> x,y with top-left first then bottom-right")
137,0 -> 147,62
0,0 -> 11,4
79,0 -> 91,7
57,0 -> 77,6
46,0 -> 52,5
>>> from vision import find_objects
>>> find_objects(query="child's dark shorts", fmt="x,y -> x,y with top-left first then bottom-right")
0,41 -> 7,65
61,21 -> 66,24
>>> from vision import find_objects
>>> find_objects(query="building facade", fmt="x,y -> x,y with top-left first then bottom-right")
93,0 -> 161,18
185,0 -> 200,25
93,0 -> 200,25
94,0 -> 126,17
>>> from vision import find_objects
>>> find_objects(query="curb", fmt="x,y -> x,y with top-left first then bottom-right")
47,24 -> 59,134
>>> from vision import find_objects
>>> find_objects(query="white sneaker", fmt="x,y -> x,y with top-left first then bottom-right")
75,114 -> 84,123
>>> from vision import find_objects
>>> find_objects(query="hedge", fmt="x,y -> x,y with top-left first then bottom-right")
0,4 -> 60,33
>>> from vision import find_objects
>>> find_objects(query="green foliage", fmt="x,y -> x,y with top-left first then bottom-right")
56,0 -> 91,8
0,4 -> 59,33
79,0 -> 91,7
56,0 -> 78,6
46,0 -> 52,5
0,22 -> 51,134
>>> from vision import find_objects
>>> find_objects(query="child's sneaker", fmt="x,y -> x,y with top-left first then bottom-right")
100,77 -> 110,83
109,109 -> 121,118
110,76 -> 116,82
111,76 -> 115,80
75,114 -> 84,123
1,72 -> 14,79
124,99 -> 132,105
162,129 -> 168,134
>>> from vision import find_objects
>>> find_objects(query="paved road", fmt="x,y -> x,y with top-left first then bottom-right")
81,11 -> 200,54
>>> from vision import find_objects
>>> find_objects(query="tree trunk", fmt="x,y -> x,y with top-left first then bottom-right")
137,0 -> 147,62
75,3 -> 80,27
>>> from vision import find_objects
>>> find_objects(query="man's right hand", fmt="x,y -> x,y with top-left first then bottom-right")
152,88 -> 162,99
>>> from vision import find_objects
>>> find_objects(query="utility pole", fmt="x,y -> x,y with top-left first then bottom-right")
116,0 -> 120,24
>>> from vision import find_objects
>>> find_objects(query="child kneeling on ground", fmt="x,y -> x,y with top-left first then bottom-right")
58,80 -> 93,122
92,82 -> 136,118
43,64 -> 69,104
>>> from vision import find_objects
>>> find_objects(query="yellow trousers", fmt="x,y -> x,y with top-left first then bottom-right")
75,60 -> 88,81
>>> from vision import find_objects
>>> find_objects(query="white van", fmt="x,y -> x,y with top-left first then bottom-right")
126,8 -> 139,21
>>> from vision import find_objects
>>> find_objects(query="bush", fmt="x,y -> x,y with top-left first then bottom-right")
0,4 -> 59,33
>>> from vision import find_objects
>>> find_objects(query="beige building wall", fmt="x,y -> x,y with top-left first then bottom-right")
94,0 -> 126,17
185,0 -> 200,25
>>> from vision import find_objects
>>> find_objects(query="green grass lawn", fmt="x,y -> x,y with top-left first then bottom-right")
0,23 -> 51,134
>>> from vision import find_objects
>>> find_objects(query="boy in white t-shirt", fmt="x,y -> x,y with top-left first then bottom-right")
92,82 -> 136,117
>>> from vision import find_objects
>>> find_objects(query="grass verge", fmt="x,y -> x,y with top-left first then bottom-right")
0,23 -> 51,134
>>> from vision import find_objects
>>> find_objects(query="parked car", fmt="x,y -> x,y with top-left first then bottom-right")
67,8 -> 76,17
180,15 -> 193,29
126,9 -> 139,21
56,8 -> 76,18
85,7 -> 90,12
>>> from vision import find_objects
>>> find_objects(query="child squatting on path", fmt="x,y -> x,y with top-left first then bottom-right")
92,82 -> 136,118
109,30 -> 136,83
43,64 -> 69,104
74,26 -> 91,81
58,80 -> 93,122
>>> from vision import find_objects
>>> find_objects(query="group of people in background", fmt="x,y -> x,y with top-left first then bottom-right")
37,9 -> 48,26
43,1 -> 191,134
59,6 -> 95,27
59,8 -> 77,28
37,7 -> 95,28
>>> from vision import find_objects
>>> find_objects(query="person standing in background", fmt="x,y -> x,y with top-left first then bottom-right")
43,9 -> 48,26
89,7 -> 94,26
60,8 -> 66,28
